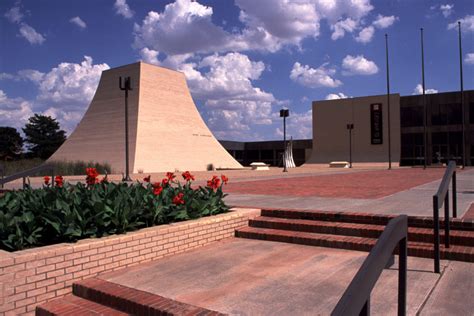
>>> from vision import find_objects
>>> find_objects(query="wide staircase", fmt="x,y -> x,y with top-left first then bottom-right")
36,277 -> 223,316
235,209 -> 474,262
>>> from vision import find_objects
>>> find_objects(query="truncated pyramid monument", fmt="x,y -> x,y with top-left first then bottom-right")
49,62 -> 243,173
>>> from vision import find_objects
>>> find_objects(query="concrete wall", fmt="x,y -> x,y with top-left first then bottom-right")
49,62 -> 243,173
306,94 -> 401,165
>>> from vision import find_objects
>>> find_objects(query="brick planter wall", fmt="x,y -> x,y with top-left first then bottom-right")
0,208 -> 259,315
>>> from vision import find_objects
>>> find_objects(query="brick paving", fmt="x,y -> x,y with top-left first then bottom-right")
225,168 -> 447,199
463,203 -> 474,220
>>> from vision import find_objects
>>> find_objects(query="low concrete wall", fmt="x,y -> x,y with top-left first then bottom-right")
0,208 -> 259,315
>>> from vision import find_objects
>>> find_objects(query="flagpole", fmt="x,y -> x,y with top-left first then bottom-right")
458,21 -> 465,168
385,34 -> 392,169
421,28 -> 427,169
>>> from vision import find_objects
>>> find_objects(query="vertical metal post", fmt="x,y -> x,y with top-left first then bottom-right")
433,195 -> 440,273
360,298 -> 370,316
385,34 -> 392,170
458,22 -> 465,168
51,170 -> 54,188
444,190 -> 450,248
119,77 -> 132,182
349,127 -> 353,168
22,176 -> 26,189
452,171 -> 457,218
421,28 -> 427,169
398,237 -> 407,316
283,115 -> 287,172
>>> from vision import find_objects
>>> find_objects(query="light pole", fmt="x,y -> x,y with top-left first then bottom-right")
385,33 -> 392,170
119,76 -> 132,182
458,21 -> 465,168
280,109 -> 289,172
421,28 -> 427,169
347,123 -> 354,168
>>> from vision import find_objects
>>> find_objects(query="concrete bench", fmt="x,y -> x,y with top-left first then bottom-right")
250,162 -> 270,171
329,161 -> 349,168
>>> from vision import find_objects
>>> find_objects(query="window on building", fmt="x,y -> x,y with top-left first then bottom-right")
401,106 -> 424,127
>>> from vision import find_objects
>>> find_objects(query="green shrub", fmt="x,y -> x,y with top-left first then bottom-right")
1,159 -> 112,176
0,171 -> 229,251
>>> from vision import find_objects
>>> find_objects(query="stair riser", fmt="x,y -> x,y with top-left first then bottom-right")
235,230 -> 474,263
261,210 -> 474,231
250,220 -> 474,247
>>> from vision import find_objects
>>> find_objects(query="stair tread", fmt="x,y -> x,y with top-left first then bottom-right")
252,216 -> 474,238
36,294 -> 128,316
237,226 -> 474,252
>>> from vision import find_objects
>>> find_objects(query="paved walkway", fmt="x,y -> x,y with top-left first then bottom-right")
100,238 -> 453,315
225,168 -> 474,218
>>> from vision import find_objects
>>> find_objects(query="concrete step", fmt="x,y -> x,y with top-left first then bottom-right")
250,216 -> 474,246
261,209 -> 474,231
73,277 -> 224,315
36,294 -> 127,316
235,226 -> 474,262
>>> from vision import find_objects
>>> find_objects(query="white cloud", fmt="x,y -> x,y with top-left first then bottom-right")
114,0 -> 134,19
0,90 -> 34,130
4,6 -> 23,23
342,55 -> 378,75
440,4 -> 454,18
372,15 -> 398,29
465,53 -> 474,65
70,16 -> 87,29
325,93 -> 348,100
139,48 -> 160,65
290,62 -> 342,88
315,0 -> 373,22
413,84 -> 438,95
18,23 -> 45,45
331,18 -> 358,40
0,73 -> 16,80
355,26 -> 374,43
4,4 -> 46,45
448,15 -> 474,32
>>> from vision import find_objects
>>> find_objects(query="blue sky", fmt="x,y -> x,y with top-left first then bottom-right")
1,0 -> 473,141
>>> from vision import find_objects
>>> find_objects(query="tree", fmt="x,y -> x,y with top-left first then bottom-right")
22,114 -> 66,159
0,127 -> 24,160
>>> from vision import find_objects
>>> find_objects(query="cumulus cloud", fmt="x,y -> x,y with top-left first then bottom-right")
325,93 -> 348,100
448,15 -> 474,32
4,4 -> 46,45
331,18 -> 358,40
355,26 -> 374,43
413,84 -> 438,95
139,48 -> 160,65
465,53 -> 474,65
275,110 -> 312,139
290,62 -> 342,88
114,0 -> 134,19
70,16 -> 87,29
0,90 -> 34,130
342,55 -> 378,75
440,4 -> 454,18
372,15 -> 398,29
1,57 -> 110,133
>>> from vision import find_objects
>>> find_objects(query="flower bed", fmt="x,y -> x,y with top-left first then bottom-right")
0,169 -> 230,252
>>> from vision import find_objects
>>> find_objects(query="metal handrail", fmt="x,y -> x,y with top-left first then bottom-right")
332,215 -> 408,316
432,160 -> 457,273
0,164 -> 4,189
0,163 -> 55,189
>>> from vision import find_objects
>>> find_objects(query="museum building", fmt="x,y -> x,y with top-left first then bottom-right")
220,90 -> 474,167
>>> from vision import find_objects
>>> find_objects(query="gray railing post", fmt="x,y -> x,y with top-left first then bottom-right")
444,190 -> 450,248
398,237 -> 407,316
433,195 -> 440,273
452,171 -> 457,218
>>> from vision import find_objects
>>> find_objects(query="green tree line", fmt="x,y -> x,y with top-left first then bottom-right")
0,114 -> 66,161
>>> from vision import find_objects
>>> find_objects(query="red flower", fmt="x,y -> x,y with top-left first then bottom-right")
161,178 -> 170,187
44,176 -> 50,186
166,172 -> 176,181
172,192 -> 185,205
182,171 -> 195,182
221,175 -> 229,184
152,183 -> 163,195
143,175 -> 151,183
54,175 -> 64,188
207,176 -> 221,190
86,168 -> 100,186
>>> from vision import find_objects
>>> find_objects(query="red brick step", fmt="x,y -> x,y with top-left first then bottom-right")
250,216 -> 474,246
235,226 -> 474,262
36,294 -> 127,316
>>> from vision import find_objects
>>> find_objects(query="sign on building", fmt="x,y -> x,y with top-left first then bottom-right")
371,103 -> 383,145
